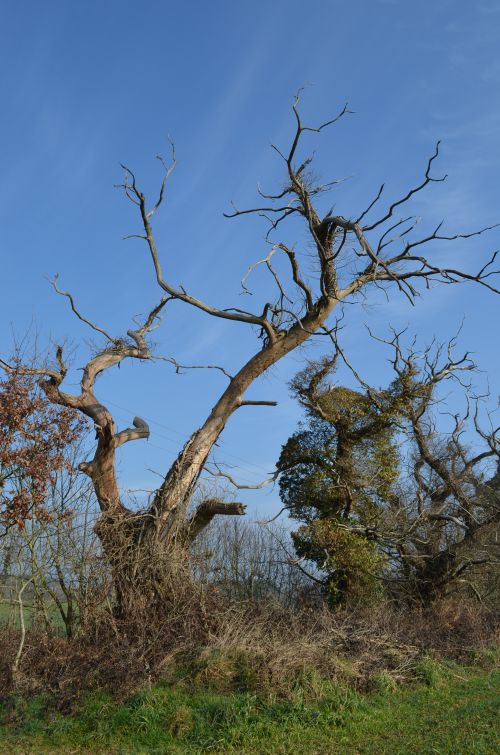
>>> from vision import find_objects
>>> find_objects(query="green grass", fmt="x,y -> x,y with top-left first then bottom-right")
1,663 -> 498,754
0,599 -> 68,632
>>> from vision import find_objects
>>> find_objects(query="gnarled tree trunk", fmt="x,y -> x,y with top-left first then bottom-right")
3,95 -> 498,619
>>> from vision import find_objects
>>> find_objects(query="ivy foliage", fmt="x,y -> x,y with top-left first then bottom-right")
278,358 -> 403,603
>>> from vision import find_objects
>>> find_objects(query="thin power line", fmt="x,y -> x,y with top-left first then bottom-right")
78,432 -> 267,493
102,396 -> 274,478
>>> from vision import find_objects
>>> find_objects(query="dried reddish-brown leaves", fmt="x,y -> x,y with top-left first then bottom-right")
0,367 -> 87,525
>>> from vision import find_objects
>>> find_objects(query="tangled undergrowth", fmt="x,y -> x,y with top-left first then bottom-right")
1,596 -> 498,710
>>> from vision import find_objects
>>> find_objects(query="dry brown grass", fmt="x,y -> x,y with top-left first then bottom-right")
0,594 -> 498,707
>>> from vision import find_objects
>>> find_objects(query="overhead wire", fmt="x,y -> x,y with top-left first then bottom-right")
102,396 -> 276,481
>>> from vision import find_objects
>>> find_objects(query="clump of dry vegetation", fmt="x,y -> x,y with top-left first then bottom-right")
1,591 -> 497,708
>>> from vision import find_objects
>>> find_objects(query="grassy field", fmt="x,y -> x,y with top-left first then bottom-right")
0,601 -> 37,626
1,596 -> 68,632
1,661 -> 498,754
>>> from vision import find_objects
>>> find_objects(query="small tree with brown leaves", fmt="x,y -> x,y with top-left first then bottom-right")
0,365 -> 86,528
1,364 -> 91,637
1,96 -> 499,619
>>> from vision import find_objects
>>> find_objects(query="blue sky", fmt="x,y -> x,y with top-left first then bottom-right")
1,0 -> 499,518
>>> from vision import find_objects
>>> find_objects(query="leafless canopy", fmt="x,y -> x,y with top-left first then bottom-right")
327,330 -> 500,601
1,94 -> 498,610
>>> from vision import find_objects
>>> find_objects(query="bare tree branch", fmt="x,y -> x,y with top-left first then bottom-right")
185,498 -> 246,542
363,142 -> 446,232
157,356 -> 233,380
115,416 -> 150,448
205,463 -> 278,490
51,274 -> 117,343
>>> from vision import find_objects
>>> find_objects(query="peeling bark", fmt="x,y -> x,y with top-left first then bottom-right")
2,96 -> 498,614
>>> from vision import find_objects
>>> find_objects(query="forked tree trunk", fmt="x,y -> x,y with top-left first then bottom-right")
87,304 -> 339,616
6,96 -> 496,620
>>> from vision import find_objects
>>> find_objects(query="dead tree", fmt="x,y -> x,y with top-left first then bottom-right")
1,95 -> 499,616
378,332 -> 500,602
